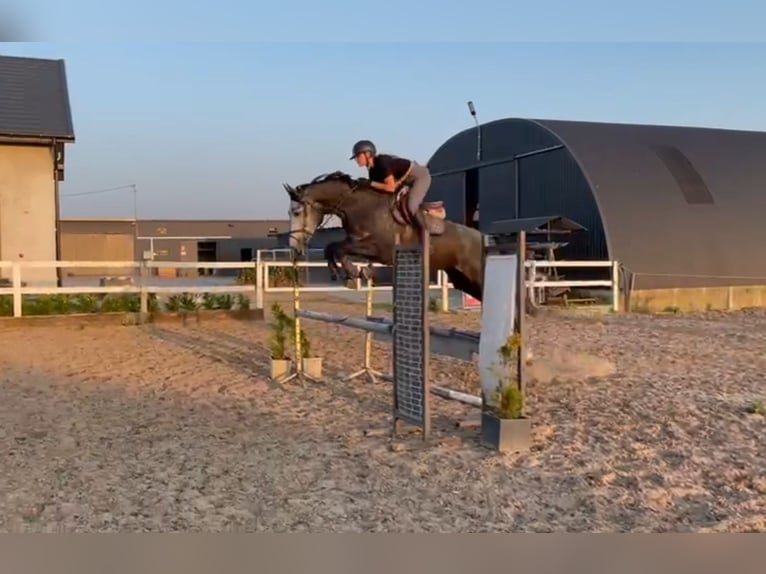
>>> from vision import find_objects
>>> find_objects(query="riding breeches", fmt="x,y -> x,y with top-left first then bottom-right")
405,161 -> 432,216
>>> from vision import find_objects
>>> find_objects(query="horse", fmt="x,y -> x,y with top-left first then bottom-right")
282,170 -> 485,302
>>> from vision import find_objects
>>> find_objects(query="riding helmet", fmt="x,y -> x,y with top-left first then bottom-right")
350,139 -> 376,159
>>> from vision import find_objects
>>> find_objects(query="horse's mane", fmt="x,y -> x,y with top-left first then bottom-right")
291,170 -> 385,206
306,170 -> 357,188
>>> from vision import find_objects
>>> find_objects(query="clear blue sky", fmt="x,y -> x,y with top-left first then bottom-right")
1,2 -> 765,219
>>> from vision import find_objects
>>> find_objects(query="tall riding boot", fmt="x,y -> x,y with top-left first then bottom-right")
411,208 -> 427,240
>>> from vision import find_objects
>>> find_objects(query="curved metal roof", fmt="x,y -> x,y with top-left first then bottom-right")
430,117 -> 766,288
532,118 -> 766,288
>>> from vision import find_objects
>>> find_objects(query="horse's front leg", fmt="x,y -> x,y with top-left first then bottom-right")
323,241 -> 343,281
324,239 -> 365,281
332,237 -> 380,282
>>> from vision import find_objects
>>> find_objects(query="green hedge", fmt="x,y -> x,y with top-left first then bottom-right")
0,292 -> 252,317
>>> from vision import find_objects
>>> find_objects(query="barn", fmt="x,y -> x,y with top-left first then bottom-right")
0,54 -> 75,286
426,117 -> 766,311
58,218 -> 289,279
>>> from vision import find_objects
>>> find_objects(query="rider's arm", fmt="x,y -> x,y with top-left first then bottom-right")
370,176 -> 397,193
369,156 -> 398,193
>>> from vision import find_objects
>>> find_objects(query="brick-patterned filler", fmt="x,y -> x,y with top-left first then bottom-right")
392,237 -> 431,440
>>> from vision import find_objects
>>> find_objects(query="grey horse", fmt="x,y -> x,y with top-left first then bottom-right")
283,171 -> 484,301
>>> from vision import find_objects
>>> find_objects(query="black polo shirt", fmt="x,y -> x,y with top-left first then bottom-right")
368,154 -> 412,183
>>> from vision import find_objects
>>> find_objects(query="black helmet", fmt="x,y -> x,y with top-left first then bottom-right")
350,139 -> 376,159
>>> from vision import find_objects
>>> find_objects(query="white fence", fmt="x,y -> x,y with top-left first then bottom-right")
0,260 -> 258,318
0,257 -> 620,318
527,260 -> 620,311
256,259 -> 451,308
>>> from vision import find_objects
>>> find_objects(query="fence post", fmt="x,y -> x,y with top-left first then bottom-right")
440,270 -> 449,312
255,252 -> 263,311
528,260 -> 537,305
139,260 -> 149,320
12,262 -> 21,318
611,260 -> 620,312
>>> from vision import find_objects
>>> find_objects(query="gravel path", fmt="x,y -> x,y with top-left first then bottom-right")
1,302 -> 765,532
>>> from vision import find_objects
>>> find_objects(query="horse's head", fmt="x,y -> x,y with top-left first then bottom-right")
282,171 -> 358,253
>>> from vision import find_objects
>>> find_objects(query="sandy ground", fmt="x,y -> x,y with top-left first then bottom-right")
1,298 -> 765,533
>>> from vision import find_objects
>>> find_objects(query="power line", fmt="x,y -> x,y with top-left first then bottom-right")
61,184 -> 136,198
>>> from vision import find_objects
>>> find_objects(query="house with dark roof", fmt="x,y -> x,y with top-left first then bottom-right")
0,54 -> 75,286
427,117 -> 766,311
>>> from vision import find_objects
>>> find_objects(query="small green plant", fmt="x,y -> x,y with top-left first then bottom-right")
235,294 -> 250,310
288,317 -> 313,358
50,294 -> 74,314
22,294 -> 74,315
165,295 -> 181,312
147,293 -> 160,313
489,333 -> 525,419
748,400 -> 766,417
125,294 -> 141,312
200,293 -> 236,311
269,302 -> 290,360
72,294 -> 99,313
277,311 -> 315,358
178,293 -> 199,311
299,328 -> 312,358
202,293 -> 219,310
215,293 -> 235,310
101,294 -> 140,313
42,294 -> 73,315
494,383 -> 524,419
0,295 -> 14,316
428,296 -> 439,312
164,293 -> 201,313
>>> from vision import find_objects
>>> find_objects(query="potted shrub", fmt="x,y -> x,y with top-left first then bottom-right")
481,333 -> 532,453
269,303 -> 292,381
281,312 -> 322,379
297,325 -> 322,379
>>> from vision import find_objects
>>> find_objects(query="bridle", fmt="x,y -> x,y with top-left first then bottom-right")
284,175 -> 360,243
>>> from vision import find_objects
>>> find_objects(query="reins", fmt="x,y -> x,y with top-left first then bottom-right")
289,175 -> 361,243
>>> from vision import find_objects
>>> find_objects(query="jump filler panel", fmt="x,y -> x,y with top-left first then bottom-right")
391,240 -> 431,439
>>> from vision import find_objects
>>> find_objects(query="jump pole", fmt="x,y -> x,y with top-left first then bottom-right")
295,308 -> 482,408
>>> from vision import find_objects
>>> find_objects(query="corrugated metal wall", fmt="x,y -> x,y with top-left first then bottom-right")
60,232 -> 135,276
429,172 -> 465,223
427,118 -> 608,261
518,149 -> 607,260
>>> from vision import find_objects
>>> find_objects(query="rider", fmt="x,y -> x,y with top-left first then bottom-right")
350,139 -> 432,230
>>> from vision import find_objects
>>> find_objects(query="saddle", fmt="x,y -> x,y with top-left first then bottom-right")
391,187 -> 446,235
